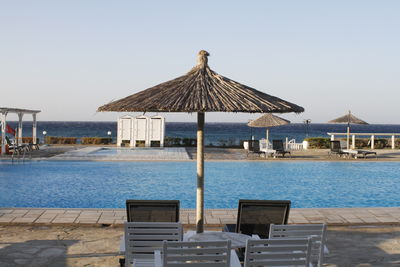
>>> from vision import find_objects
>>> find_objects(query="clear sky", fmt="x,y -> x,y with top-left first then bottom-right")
1,1 -> 399,123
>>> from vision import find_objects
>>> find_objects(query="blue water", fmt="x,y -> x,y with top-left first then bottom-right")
6,121 -> 400,146
0,161 -> 399,209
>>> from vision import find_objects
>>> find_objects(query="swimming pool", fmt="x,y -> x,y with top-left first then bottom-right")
0,161 -> 399,209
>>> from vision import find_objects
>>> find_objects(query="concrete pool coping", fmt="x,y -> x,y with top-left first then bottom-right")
2,207 -> 400,226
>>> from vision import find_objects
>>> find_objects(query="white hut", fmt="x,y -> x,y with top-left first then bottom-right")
117,115 -> 165,147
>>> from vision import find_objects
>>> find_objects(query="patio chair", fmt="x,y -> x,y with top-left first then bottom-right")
224,200 -> 291,239
354,149 -> 377,159
269,224 -> 328,267
329,140 -> 351,158
5,136 -> 24,155
126,200 -> 180,222
246,140 -> 264,157
243,238 -> 311,267
272,140 -> 291,158
155,240 -> 240,267
124,222 -> 183,267
121,200 -> 180,266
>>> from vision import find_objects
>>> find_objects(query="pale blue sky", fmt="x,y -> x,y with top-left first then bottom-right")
1,1 -> 399,123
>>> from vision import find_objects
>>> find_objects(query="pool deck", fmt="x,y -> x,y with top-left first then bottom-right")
2,145 -> 400,161
2,207 -> 400,226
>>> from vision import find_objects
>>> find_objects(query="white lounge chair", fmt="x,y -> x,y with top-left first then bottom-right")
124,222 -> 182,267
269,224 -> 328,267
244,238 -> 312,267
155,240 -> 240,267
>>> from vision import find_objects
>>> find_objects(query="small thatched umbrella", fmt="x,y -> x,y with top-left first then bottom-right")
248,114 -> 290,154
98,50 -> 304,233
328,111 -> 368,149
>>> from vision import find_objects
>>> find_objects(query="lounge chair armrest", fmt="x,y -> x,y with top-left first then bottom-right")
154,250 -> 162,267
230,249 -> 242,267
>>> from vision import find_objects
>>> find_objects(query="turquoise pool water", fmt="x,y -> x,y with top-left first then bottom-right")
0,161 -> 399,209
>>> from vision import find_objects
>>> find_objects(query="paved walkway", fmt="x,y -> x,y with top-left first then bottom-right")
2,207 -> 400,226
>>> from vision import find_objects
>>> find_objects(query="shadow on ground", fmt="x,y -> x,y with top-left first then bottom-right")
0,239 -> 78,266
324,225 -> 400,267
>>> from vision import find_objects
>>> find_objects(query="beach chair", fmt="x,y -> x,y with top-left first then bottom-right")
272,140 -> 291,158
329,140 -> 350,158
124,222 -> 183,267
246,140 -> 264,157
269,224 -> 328,267
155,240 -> 240,267
243,238 -> 312,267
126,200 -> 180,222
354,149 -> 377,159
5,136 -> 24,155
224,200 -> 291,239
121,200 -> 180,266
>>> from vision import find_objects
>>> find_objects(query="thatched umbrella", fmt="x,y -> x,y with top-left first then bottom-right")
248,114 -> 290,154
328,111 -> 368,149
98,50 -> 304,233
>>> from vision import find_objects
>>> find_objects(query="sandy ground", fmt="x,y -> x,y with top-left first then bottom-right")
1,225 -> 400,267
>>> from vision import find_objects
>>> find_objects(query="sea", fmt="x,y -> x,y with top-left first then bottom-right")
6,121 -> 400,146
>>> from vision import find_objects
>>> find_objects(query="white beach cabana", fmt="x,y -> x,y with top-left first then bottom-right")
0,107 -> 41,155
117,115 -> 165,147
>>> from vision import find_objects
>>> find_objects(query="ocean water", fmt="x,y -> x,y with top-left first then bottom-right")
5,121 -> 400,146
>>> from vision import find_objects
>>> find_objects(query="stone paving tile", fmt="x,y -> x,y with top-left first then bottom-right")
11,209 -> 29,214
34,218 -> 54,223
376,216 -> 400,223
12,217 -> 36,223
0,217 -> 15,223
344,218 -> 365,224
42,209 -> 66,214
52,217 -> 76,223
38,213 -> 57,219
0,209 -> 13,214
64,210 -> 81,214
26,210 -> 45,215
360,217 -> 381,223
98,219 -> 115,224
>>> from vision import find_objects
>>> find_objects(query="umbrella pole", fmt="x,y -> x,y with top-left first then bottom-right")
196,112 -> 205,233
347,126 -> 350,149
266,128 -> 269,158
347,110 -> 350,149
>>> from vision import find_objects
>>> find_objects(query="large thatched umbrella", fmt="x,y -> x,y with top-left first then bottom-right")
328,111 -> 368,149
98,50 -> 304,233
248,114 -> 290,154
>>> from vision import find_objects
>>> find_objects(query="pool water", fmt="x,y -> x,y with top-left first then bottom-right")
0,161 -> 399,209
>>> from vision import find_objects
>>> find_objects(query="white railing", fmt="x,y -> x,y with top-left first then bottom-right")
328,132 -> 400,149
285,138 -> 303,150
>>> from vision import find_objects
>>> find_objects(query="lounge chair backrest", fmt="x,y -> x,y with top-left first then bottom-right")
162,240 -> 231,267
244,238 -> 311,267
124,222 -> 182,264
236,200 -> 291,238
272,140 -> 284,151
330,140 -> 342,152
248,140 -> 260,152
126,200 -> 180,222
269,224 -> 327,267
